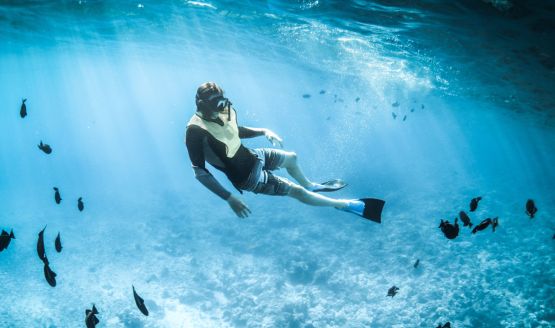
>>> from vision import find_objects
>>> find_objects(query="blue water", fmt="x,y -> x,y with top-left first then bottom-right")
1,1 -> 554,327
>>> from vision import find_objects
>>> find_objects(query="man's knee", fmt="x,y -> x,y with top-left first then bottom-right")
287,183 -> 305,198
282,151 -> 297,168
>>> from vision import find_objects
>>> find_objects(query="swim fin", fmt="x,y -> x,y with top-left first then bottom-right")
340,198 -> 385,223
311,179 -> 348,192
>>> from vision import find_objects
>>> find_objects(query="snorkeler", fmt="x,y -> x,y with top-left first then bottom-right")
185,82 -> 385,222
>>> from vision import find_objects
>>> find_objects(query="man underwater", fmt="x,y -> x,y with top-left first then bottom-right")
185,82 -> 384,222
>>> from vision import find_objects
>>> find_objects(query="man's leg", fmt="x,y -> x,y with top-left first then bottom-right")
287,183 -> 349,208
253,170 -> 348,208
254,171 -> 375,219
280,151 -> 314,189
262,149 -> 343,192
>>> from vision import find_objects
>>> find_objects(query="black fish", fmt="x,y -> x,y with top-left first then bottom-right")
319,90 -> 326,94
413,259 -> 420,268
392,101 -> 400,107
0,230 -> 8,251
436,322 -> 451,328
55,232 -> 62,253
526,199 -> 537,218
43,256 -> 57,287
85,304 -> 100,328
392,112 -> 397,119
355,97 -> 360,102
78,197 -> 84,211
37,225 -> 47,262
470,196 -> 482,212
0,229 -> 15,251
439,218 -> 459,240
472,218 -> 491,234
20,98 -> 27,118
402,115 -> 407,121
38,141 -> 52,154
387,286 -> 399,297
53,187 -> 62,204
302,94 -> 311,99
472,217 -> 498,234
459,211 -> 473,228
132,285 -> 149,316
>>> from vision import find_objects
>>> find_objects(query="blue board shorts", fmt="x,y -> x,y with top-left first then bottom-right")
237,148 -> 294,196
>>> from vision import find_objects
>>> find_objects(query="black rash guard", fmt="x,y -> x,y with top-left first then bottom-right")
185,121 -> 264,199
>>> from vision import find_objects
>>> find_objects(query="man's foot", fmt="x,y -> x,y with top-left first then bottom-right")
336,198 -> 386,224
337,199 -> 365,216
306,179 -> 347,192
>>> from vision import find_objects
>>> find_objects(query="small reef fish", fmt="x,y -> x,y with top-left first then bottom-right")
20,98 -> 27,118
525,199 -> 537,218
53,187 -> 62,204
55,232 -> 62,253
78,197 -> 84,211
133,285 -> 149,316
38,141 -> 52,154
470,196 -> 482,212
439,218 -> 459,240
387,286 -> 399,297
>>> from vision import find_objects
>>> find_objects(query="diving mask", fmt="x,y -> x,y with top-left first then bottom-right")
206,94 -> 231,113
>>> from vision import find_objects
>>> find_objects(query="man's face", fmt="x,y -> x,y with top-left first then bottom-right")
206,94 -> 230,113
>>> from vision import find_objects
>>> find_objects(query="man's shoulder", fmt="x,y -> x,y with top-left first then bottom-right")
186,124 -> 210,142
187,124 -> 208,134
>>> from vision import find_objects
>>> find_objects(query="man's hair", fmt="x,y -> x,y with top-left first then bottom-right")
196,82 -> 224,112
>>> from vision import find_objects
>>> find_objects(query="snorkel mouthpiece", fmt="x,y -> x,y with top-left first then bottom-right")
216,97 -> 231,112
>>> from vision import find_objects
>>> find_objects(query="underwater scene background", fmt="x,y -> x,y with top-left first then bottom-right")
0,0 -> 554,327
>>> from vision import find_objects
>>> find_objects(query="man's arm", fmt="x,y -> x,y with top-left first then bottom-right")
238,126 -> 266,139
186,127 -> 231,200
194,167 -> 250,218
192,167 -> 231,200
238,126 -> 283,148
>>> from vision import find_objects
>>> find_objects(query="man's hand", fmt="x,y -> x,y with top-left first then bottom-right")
227,194 -> 251,218
264,129 -> 283,148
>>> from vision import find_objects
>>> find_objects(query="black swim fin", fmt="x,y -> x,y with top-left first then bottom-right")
312,179 -> 348,192
361,198 -> 385,223
340,198 -> 385,223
